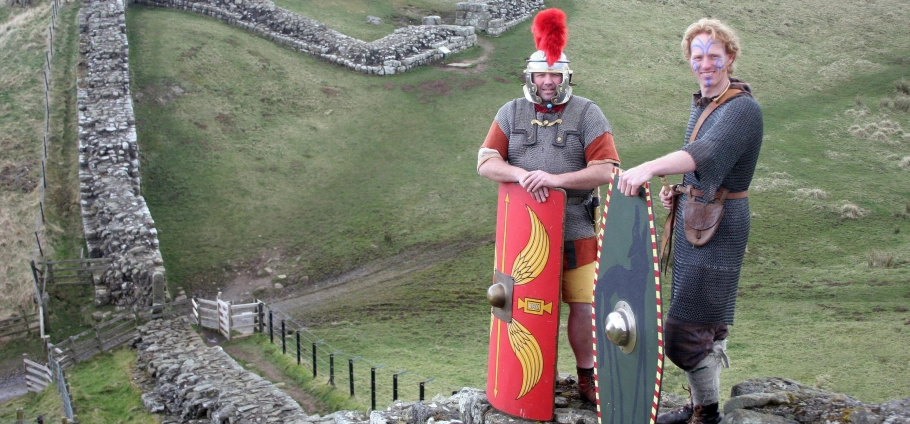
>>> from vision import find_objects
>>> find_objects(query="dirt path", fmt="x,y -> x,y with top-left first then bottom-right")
438,37 -> 493,74
265,237 -> 488,315
220,340 -> 331,416
0,370 -> 27,404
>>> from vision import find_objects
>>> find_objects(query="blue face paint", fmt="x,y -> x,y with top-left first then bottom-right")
690,37 -> 726,88
690,38 -> 716,59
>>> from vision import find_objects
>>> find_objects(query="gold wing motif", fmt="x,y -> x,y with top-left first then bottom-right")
511,206 -> 550,286
507,318 -> 543,398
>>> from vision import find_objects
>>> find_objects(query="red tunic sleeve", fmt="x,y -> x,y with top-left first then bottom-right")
584,132 -> 620,166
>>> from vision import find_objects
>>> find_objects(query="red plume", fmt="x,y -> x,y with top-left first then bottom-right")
531,8 -> 568,67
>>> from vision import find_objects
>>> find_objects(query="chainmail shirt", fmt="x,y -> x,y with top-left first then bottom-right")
669,80 -> 763,325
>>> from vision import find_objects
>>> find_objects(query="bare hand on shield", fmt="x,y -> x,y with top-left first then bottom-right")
617,166 -> 651,197
518,170 -> 553,203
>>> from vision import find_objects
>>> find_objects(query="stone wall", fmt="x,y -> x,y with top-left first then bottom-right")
78,0 -> 165,308
129,0 -> 478,75
455,0 -> 544,36
134,317 -> 312,422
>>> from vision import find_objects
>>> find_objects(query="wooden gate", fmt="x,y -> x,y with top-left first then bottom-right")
192,293 -> 258,341
24,358 -> 52,392
218,296 -> 232,338
192,298 -> 219,331
38,257 -> 109,287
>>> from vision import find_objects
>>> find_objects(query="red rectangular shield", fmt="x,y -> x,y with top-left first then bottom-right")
486,183 -> 565,421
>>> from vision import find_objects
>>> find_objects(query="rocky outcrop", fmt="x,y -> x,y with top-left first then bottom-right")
720,377 -> 910,423
77,0 -> 165,308
129,0 -> 477,75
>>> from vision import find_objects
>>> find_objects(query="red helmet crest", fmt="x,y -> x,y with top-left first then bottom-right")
531,8 -> 568,67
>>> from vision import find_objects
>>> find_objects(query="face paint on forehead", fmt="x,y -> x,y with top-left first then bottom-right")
690,37 -> 716,56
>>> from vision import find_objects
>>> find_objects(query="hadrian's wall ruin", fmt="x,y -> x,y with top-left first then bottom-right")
76,0 -> 543,307
78,0 -> 165,308
456,0 -> 544,36
130,0 -> 477,75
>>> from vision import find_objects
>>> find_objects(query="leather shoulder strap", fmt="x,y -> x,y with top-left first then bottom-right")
689,88 -> 743,143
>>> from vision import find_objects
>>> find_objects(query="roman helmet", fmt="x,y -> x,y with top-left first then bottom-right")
523,8 -> 573,106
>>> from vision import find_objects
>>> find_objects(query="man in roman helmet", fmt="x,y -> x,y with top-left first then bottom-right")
477,8 -> 620,404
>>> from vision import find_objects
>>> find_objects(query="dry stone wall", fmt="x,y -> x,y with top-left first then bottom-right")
455,0 -> 544,36
129,0 -> 478,75
78,0 -> 164,308
134,317 -> 312,423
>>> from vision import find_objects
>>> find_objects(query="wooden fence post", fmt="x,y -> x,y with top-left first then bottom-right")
94,321 -> 103,353
227,301 -> 233,340
257,302 -> 264,334
30,260 -> 47,336
17,306 -> 30,337
68,336 -> 76,363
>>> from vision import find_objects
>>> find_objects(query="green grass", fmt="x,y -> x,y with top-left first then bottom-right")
123,0 -> 910,404
0,382 -> 64,423
0,0 -> 56,316
0,0 -> 85,319
275,242 -> 498,400
127,6 -> 509,289
66,349 -> 157,423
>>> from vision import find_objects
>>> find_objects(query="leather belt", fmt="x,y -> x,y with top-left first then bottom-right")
686,187 -> 749,200
566,195 -> 594,205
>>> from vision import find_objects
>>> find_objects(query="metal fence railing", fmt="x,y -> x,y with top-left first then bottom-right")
251,302 -> 461,411
47,353 -> 76,423
25,0 -> 64,343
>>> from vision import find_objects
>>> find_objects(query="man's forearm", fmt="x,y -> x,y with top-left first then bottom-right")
478,157 -> 524,183
553,163 -> 614,190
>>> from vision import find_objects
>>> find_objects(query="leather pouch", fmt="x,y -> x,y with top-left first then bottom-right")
682,186 -> 728,246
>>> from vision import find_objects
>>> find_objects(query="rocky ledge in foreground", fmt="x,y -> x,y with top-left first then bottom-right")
132,317 -> 908,423
341,376 -> 910,424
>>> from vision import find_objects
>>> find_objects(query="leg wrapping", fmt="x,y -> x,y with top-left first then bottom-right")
685,340 -> 729,405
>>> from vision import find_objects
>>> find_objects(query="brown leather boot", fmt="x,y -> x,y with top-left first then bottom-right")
576,367 -> 596,404
655,403 -> 692,424
688,403 -> 720,424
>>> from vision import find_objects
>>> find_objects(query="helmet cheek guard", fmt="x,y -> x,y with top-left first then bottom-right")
523,50 -> 573,106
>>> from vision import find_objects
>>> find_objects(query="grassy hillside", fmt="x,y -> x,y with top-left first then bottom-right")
115,0 -> 910,406
0,0 -> 83,319
0,1 -> 53,317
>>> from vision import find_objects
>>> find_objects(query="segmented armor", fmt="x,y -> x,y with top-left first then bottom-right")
493,96 -> 613,242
